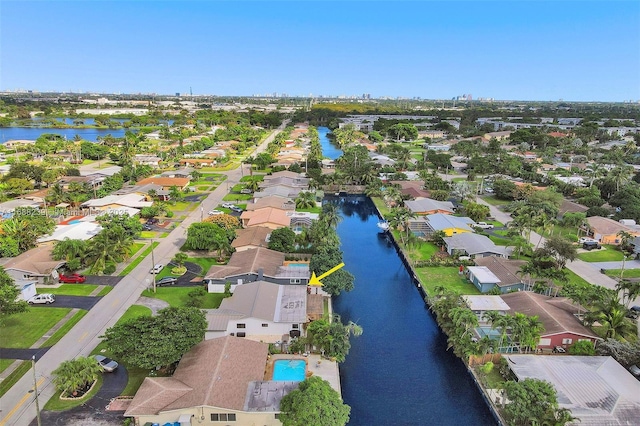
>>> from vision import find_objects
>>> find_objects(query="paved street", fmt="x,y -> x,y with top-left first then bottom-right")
0,124 -> 284,426
29,296 -> 101,311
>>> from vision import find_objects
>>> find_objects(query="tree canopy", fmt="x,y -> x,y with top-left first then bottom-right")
0,267 -> 29,323
309,245 -> 354,296
503,378 -> 574,426
102,307 -> 206,369
268,227 -> 296,253
279,376 -> 351,426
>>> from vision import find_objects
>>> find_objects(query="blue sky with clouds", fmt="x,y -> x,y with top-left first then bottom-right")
1,1 -> 639,101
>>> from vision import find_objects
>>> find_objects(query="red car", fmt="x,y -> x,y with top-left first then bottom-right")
59,274 -> 86,283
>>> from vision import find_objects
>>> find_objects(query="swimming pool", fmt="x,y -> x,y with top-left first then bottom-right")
68,220 -> 81,225
272,359 -> 306,381
287,263 -> 309,268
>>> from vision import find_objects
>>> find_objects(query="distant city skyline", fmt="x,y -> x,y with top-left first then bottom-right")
1,1 -> 639,102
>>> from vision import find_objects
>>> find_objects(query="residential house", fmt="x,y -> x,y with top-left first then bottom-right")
161,168 -> 194,179
252,186 -> 303,201
557,199 -> 589,218
114,183 -> 170,201
55,175 -> 105,191
204,247 -> 309,292
409,213 -> 475,238
136,177 -> 190,191
133,154 -> 162,168
205,281 -> 307,341
79,165 -> 121,177
37,221 -> 102,243
389,180 -> 430,199
503,355 -> 640,425
446,233 -> 511,260
287,211 -> 319,234
585,216 -> 640,244
472,256 -> 527,293
179,158 -> 217,168
462,295 -> 510,324
368,153 -> 396,167
261,171 -> 310,188
81,193 -> 152,214
0,198 -> 41,218
125,336 -> 294,426
240,207 -> 291,230
404,197 -> 455,215
245,196 -> 296,212
0,245 -> 65,289
231,226 -> 272,252
500,291 -> 600,350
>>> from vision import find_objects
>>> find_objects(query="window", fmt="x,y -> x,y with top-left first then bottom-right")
236,332 -> 246,338
237,323 -> 246,329
262,323 -> 268,328
211,413 -> 236,422
562,338 -> 573,345
292,324 -> 299,329
290,278 -> 301,284
275,413 -> 281,419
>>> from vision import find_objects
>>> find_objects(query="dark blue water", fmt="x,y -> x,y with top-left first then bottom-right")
318,126 -> 343,160
0,127 -> 128,143
331,196 -> 495,426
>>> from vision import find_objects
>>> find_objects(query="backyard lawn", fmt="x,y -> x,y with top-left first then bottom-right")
187,257 -> 219,275
404,241 -> 439,260
2,308 -> 71,348
141,287 -> 227,309
577,246 -> 624,262
415,266 -> 481,296
45,284 -> 112,296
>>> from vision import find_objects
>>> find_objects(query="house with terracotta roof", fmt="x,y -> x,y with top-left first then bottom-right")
179,158 -> 217,167
472,256 -> 527,293
240,207 -> 291,230
205,281 -> 307,341
404,197 -> 455,215
136,177 -> 190,191
204,247 -> 309,292
585,216 -> 640,245
500,292 -> 600,351
231,226 -> 272,252
124,336 -> 295,426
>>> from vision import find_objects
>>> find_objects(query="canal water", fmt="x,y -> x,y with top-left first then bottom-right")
0,127 -> 128,143
330,195 -> 495,425
318,126 -> 342,160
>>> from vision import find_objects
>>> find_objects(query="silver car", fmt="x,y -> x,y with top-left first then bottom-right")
28,294 -> 55,304
94,354 -> 119,372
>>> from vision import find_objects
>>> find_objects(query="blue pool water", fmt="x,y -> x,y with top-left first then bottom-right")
68,220 -> 81,225
273,359 -> 306,381
287,263 -> 309,268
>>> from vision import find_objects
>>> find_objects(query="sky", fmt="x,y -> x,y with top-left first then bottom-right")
1,1 -> 639,102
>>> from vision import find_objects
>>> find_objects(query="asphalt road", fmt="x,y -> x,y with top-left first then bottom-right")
0,123 -> 285,426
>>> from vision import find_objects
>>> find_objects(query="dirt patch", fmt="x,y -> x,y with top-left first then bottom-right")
135,296 -> 170,315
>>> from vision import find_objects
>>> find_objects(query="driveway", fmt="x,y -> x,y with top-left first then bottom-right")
175,261 -> 202,286
30,296 -> 101,310
33,365 -> 128,426
0,348 -> 50,360
84,276 -> 124,286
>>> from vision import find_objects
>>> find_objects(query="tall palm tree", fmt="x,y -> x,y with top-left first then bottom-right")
320,203 -> 342,229
616,230 -> 634,280
52,238 -> 87,262
295,191 -> 317,209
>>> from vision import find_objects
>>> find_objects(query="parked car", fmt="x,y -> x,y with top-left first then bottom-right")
146,217 -> 159,225
230,205 -> 243,213
59,273 -> 86,283
150,264 -> 164,274
156,276 -> 178,287
475,222 -> 494,229
142,224 -> 153,231
628,364 -> 640,378
583,241 -> 601,250
552,346 -> 566,353
240,188 -> 253,194
221,202 -> 235,208
628,306 -> 640,319
28,294 -> 55,304
208,210 -> 223,216
579,237 -> 598,244
94,354 -> 118,372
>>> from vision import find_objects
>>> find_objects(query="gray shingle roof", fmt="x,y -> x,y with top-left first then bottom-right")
444,233 -> 511,257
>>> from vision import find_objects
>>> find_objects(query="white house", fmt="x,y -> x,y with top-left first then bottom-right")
205,281 -> 308,342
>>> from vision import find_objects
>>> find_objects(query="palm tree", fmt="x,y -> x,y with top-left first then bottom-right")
52,238 -> 87,262
52,356 -> 102,397
46,183 -> 69,205
483,311 -> 513,353
295,191 -> 317,209
616,230 -> 634,281
321,203 -> 342,229
616,280 -> 640,309
585,162 -> 605,188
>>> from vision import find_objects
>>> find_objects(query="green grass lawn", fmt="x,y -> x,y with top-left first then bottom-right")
166,201 -> 192,211
577,247 -> 624,262
415,266 -> 481,296
0,361 -> 30,397
141,287 -> 226,308
563,269 -> 593,289
489,234 -> 512,246
45,284 -> 110,296
129,242 -> 145,256
0,359 -> 15,374
42,310 -> 88,347
480,195 -> 510,206
187,257 -> 219,275
44,376 -> 104,411
139,231 -> 156,239
371,196 -> 390,216
2,308 -> 71,348
405,242 -> 439,260
119,242 -> 160,276
604,268 -> 640,278
223,193 -> 253,201
240,175 -> 264,182
296,206 -> 322,214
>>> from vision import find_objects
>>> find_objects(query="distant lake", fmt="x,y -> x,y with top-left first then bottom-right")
0,127 -> 130,143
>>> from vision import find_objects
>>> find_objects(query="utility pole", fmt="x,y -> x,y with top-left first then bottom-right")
150,239 -> 157,293
31,356 -> 41,426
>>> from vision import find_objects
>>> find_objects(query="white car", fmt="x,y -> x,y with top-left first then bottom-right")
221,203 -> 235,208
94,354 -> 119,372
578,237 -> 598,244
208,210 -> 223,216
475,222 -> 494,229
150,264 -> 164,274
28,294 -> 55,304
